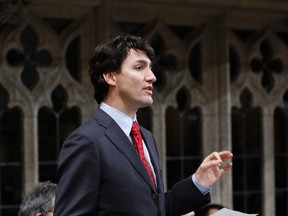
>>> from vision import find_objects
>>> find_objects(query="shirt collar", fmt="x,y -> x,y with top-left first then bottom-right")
99,102 -> 137,137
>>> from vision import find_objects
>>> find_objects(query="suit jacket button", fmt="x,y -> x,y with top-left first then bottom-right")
152,192 -> 157,199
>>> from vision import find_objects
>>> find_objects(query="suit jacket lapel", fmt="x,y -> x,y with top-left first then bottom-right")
141,128 -> 162,191
94,109 -> 157,191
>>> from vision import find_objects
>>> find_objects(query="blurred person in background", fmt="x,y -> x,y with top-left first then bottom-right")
18,181 -> 56,216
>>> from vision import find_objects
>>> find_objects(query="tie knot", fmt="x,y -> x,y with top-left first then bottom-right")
131,121 -> 140,135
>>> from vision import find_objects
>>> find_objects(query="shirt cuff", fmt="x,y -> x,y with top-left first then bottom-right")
192,174 -> 211,195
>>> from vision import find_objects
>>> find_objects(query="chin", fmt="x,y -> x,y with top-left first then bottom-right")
139,100 -> 153,108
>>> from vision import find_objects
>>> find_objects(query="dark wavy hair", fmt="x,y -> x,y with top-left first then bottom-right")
89,33 -> 155,104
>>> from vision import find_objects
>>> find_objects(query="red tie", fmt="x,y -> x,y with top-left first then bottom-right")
131,121 -> 156,189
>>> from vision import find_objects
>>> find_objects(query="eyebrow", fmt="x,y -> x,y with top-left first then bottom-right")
135,59 -> 153,68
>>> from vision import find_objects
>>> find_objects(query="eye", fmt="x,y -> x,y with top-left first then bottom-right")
135,65 -> 142,71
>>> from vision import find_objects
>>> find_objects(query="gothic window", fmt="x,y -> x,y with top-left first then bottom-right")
38,85 -> 81,182
189,42 -> 202,84
166,87 -> 202,189
274,90 -> 288,216
232,89 -> 263,214
0,86 -> 22,216
229,45 -> 240,84
150,33 -> 171,92
65,37 -> 81,82
6,26 -> 52,91
137,107 -> 153,131
250,40 -> 284,93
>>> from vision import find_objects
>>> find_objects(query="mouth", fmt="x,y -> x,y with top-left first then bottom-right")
144,86 -> 153,95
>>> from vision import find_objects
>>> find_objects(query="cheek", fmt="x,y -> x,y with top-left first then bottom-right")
119,80 -> 138,97
125,77 -> 141,89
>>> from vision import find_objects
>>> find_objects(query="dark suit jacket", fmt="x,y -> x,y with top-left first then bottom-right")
54,108 -> 210,216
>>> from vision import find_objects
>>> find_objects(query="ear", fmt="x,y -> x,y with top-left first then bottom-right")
35,213 -> 42,216
103,71 -> 116,86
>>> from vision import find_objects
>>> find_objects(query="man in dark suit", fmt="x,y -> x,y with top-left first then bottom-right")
54,33 -> 233,216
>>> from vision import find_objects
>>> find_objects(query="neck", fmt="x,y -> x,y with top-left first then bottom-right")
102,100 -> 137,119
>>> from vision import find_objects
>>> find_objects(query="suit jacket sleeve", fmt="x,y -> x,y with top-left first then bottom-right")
141,125 -> 211,216
165,176 -> 211,216
54,130 -> 100,216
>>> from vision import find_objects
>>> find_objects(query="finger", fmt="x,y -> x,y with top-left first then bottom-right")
201,158 -> 223,170
199,152 -> 224,170
204,151 -> 222,163
219,151 -> 233,160
212,151 -> 222,160
202,151 -> 232,170
219,161 -> 233,174
218,151 -> 233,167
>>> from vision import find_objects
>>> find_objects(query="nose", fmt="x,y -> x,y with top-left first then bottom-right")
146,68 -> 157,83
